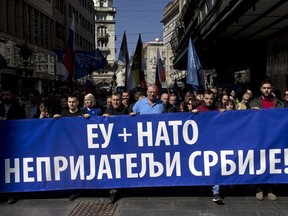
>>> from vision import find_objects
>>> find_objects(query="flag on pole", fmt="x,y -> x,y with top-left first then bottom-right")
155,49 -> 166,95
131,34 -> 146,89
173,76 -> 179,92
73,49 -> 108,79
118,31 -> 131,89
157,49 -> 166,82
54,49 -> 108,79
64,13 -> 75,81
186,38 -> 201,90
118,31 -> 129,64
155,60 -> 162,95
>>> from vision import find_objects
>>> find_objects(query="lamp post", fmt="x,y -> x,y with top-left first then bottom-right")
18,42 -> 34,94
19,42 -> 33,68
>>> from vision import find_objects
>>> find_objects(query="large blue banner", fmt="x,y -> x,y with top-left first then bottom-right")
0,109 -> 288,192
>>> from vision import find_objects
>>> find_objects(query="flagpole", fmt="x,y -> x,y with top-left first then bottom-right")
165,79 -> 170,96
64,13 -> 75,93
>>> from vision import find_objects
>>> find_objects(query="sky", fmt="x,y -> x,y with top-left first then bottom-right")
113,0 -> 172,57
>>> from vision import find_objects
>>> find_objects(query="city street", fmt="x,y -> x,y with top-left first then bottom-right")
0,186 -> 288,216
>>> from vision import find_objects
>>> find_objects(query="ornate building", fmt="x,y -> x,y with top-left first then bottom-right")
171,0 -> 288,92
0,0 -> 95,94
93,0 -> 117,90
143,40 -> 166,87
161,0 -> 185,88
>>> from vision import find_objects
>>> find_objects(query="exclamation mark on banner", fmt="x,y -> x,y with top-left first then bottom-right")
284,149 -> 288,174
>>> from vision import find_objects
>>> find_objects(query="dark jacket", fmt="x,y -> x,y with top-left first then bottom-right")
0,102 -> 26,120
104,104 -> 129,116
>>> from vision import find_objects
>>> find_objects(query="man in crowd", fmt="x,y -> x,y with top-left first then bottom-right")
192,90 -> 223,205
101,95 -> 112,113
167,93 -> 178,113
284,90 -> 288,107
24,89 -> 40,119
53,94 -> 90,201
132,85 -> 164,115
121,90 -> 131,111
0,87 -> 25,120
103,92 -> 130,203
0,87 -> 26,204
249,79 -> 284,201
103,92 -> 130,116
160,92 -> 169,112
194,90 -> 219,112
54,94 -> 90,119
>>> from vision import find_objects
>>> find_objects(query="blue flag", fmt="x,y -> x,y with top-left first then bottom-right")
74,49 -> 108,79
54,49 -> 108,79
186,38 -> 201,90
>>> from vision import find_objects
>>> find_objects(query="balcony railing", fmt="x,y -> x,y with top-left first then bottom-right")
97,33 -> 109,41
94,7 -> 116,13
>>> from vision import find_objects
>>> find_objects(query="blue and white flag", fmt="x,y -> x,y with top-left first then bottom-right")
186,38 -> 201,90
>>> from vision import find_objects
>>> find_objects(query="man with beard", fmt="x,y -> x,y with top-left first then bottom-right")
250,79 -> 284,110
0,87 -> 25,204
194,89 -> 219,112
249,79 -> 284,201
0,88 -> 25,120
121,90 -> 130,109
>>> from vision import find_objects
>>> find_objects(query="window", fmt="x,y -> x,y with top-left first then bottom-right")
97,26 -> 107,35
56,22 -> 64,40
56,0 -> 64,13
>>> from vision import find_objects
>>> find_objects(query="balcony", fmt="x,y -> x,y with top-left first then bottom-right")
94,7 -> 116,14
98,47 -> 110,54
97,33 -> 109,42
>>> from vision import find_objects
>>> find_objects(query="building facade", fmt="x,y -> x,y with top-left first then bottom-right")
143,40 -> 166,87
93,0 -> 117,90
171,0 -> 288,93
0,0 -> 95,94
161,0 -> 185,88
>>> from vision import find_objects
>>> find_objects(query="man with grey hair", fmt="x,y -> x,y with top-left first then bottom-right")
131,85 -> 164,115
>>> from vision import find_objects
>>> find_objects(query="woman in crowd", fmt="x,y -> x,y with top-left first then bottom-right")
33,101 -> 52,118
187,98 -> 202,112
177,101 -> 187,112
55,95 -> 68,115
224,99 -> 235,111
83,93 -> 102,117
219,94 -> 230,109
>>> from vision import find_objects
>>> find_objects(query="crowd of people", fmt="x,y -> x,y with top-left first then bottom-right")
0,79 -> 287,205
